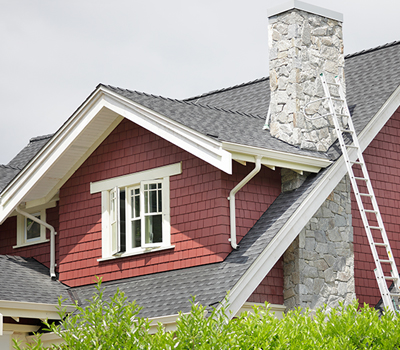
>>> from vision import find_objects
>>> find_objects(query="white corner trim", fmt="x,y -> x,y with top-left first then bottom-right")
223,84 -> 400,317
90,162 -> 181,194
268,0 -> 343,22
222,141 -> 332,173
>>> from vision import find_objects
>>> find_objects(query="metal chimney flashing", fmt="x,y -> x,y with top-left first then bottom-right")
267,0 -> 343,22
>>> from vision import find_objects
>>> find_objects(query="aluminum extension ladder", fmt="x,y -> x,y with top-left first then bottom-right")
308,73 -> 400,313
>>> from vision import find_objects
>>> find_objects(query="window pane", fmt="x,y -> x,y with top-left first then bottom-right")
111,222 -> 117,252
158,189 -> 162,212
149,189 -> 157,213
26,215 -> 41,240
144,191 -> 148,214
145,215 -> 162,244
132,219 -> 141,248
131,190 -> 140,218
119,190 -> 126,252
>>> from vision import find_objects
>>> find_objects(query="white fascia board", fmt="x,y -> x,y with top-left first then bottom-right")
0,86 -> 233,224
222,141 -> 332,173
0,91 -> 112,224
0,300 -> 75,320
223,85 -> 400,317
99,88 -> 232,174
268,0 -> 343,22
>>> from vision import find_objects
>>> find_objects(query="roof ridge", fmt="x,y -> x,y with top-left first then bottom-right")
0,164 -> 21,171
184,77 -> 269,102
29,134 -> 54,143
345,40 -> 400,59
182,99 -> 264,120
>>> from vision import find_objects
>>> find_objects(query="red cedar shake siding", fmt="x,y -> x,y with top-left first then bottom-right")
353,107 -> 400,306
247,258 -> 284,305
56,119 -> 281,287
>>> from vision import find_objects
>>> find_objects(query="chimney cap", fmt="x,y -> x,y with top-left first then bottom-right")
268,0 -> 343,22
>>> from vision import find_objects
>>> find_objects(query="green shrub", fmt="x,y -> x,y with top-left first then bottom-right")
13,279 -> 400,349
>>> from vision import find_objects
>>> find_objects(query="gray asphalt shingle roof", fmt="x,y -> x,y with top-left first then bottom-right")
73,169 -> 326,318
0,255 -> 70,304
1,41 -> 400,314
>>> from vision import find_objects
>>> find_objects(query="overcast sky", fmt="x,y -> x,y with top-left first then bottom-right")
1,0 -> 399,164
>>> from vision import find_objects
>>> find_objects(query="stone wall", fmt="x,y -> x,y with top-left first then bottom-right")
268,8 -> 345,151
283,175 -> 355,310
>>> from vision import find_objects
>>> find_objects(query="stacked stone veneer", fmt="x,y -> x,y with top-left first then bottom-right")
268,8 -> 345,152
283,175 -> 355,310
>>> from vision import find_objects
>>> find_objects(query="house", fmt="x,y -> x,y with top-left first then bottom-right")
1,0 -> 400,347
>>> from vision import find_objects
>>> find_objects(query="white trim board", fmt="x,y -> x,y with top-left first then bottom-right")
223,85 -> 400,317
0,86 -> 231,224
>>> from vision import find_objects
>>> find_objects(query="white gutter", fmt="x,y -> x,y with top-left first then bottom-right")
228,156 -> 262,249
15,207 -> 57,279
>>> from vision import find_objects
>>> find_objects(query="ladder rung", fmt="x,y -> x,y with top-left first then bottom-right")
390,293 -> 400,297
336,113 -> 349,117
331,97 -> 344,102
369,226 -> 383,230
384,276 -> 398,281
379,259 -> 393,264
340,129 -> 353,133
374,242 -> 388,247
354,177 -> 368,181
364,209 -> 377,213
326,82 -> 340,86
346,145 -> 358,149
351,161 -> 364,165
359,193 -> 373,197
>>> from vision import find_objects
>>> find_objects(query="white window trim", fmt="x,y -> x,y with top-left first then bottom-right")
14,208 -> 48,249
92,162 -> 181,259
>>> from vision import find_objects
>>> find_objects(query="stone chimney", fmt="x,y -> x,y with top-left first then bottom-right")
268,1 -> 344,152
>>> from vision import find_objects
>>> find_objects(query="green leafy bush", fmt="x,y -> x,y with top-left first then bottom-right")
13,280 -> 400,349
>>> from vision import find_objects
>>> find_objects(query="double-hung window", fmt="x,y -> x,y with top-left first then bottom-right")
90,163 -> 181,259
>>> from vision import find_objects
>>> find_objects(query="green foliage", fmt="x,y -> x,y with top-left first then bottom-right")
13,280 -> 400,349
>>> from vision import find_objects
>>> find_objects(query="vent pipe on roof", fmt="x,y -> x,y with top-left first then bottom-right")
267,1 -> 344,152
228,156 -> 262,249
15,206 -> 57,280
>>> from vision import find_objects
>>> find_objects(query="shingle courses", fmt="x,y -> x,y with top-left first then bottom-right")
0,255 -> 70,304
73,169 -> 326,318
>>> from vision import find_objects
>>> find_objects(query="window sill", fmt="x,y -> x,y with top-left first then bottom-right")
13,239 -> 50,249
97,245 -> 175,262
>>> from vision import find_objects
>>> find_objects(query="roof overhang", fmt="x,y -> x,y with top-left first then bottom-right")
0,86 -> 233,224
222,141 -> 332,173
224,83 -> 400,316
0,300 -> 75,321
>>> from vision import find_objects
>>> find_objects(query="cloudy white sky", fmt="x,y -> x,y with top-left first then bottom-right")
1,0 -> 399,164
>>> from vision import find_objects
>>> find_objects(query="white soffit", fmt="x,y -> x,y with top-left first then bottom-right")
222,141 -> 332,173
267,0 -> 343,22
0,86 -> 232,223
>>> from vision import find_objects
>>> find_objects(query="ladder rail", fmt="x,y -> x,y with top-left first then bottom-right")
319,73 -> 400,313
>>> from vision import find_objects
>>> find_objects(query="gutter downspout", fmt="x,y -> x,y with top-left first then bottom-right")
228,156 -> 262,249
16,207 -> 57,280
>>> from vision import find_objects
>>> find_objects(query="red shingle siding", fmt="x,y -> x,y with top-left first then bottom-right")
353,107 -> 400,306
247,258 -> 284,305
57,119 -> 281,287
0,205 -> 59,267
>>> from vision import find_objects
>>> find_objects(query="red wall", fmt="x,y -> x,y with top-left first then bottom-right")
0,205 -> 59,267
247,258 -> 284,305
56,119 -> 281,287
353,107 -> 400,306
